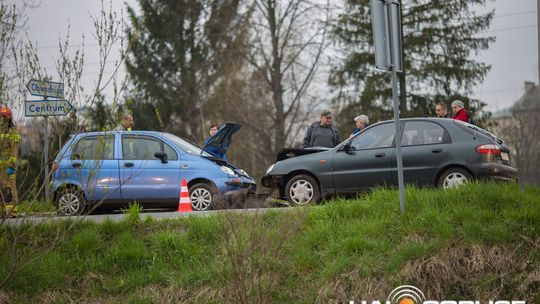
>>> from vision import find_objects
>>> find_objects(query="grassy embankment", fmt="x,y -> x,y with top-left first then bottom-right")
1,182 -> 538,303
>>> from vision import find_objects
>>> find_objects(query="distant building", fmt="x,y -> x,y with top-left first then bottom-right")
489,81 -> 540,185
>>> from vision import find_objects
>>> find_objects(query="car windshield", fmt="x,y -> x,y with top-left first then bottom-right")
163,133 -> 212,156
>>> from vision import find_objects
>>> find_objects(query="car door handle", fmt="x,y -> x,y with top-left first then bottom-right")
375,153 -> 386,158
72,163 -> 82,168
431,148 -> 443,153
124,162 -> 134,168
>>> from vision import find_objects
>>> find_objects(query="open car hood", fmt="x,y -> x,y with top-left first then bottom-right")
276,147 -> 329,162
201,122 -> 241,158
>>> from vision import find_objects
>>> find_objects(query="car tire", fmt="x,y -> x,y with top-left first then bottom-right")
285,174 -> 320,206
438,167 -> 472,189
189,183 -> 218,211
56,187 -> 87,216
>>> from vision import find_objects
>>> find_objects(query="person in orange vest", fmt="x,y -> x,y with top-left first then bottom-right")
0,106 -> 20,217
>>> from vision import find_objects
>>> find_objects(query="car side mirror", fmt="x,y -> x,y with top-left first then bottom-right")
342,142 -> 355,155
154,151 -> 168,163
71,152 -> 83,160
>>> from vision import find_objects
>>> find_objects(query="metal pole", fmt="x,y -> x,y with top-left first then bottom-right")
392,68 -> 405,214
387,0 -> 405,214
44,115 -> 49,202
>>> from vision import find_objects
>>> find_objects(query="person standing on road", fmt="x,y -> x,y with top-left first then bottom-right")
435,102 -> 450,118
351,114 -> 369,136
0,106 -> 20,217
451,100 -> 470,123
302,109 -> 342,148
114,113 -> 134,131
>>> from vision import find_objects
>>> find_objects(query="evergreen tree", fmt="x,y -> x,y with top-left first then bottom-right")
125,0 -> 245,141
330,0 -> 494,130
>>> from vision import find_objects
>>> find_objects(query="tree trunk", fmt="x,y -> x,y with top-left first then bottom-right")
268,0 -> 285,152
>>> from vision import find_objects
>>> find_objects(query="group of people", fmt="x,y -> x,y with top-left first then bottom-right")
302,99 -> 471,149
302,109 -> 369,149
0,98 -> 472,214
435,100 -> 470,123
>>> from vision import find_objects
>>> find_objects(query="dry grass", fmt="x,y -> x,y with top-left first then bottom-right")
401,244 -> 537,300
315,273 -> 390,303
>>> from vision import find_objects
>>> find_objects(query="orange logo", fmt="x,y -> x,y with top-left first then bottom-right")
387,285 -> 426,304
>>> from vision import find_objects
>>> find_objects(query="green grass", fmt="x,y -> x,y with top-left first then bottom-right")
15,199 -> 55,213
1,182 -> 538,303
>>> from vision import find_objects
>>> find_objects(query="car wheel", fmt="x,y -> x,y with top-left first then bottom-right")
438,168 -> 472,189
285,174 -> 320,206
189,183 -> 217,211
56,187 -> 87,216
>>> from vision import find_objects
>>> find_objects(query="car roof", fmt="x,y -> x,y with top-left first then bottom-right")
71,130 -> 170,137
378,117 -> 453,123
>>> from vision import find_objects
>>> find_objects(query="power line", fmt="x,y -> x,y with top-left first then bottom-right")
495,10 -> 536,18
494,10 -> 536,18
485,24 -> 537,33
35,43 -> 100,50
472,87 -> 524,95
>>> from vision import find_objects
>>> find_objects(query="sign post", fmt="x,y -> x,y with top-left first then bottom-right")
25,79 -> 73,202
370,0 -> 405,214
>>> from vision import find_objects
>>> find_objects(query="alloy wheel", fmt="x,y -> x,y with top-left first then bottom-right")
442,172 -> 468,188
190,188 -> 212,210
57,193 -> 81,216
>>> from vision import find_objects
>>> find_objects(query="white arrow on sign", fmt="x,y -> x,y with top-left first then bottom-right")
25,100 -> 74,117
26,79 -> 64,99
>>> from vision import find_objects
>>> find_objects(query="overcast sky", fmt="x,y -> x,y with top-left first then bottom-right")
24,0 -> 537,113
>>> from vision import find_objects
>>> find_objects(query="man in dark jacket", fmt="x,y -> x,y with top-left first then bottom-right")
302,109 -> 342,148
435,102 -> 450,118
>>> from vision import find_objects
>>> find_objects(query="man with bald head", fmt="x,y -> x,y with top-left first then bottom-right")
114,113 -> 134,131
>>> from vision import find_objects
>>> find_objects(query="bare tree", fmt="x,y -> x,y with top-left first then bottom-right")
243,0 -> 330,154
0,1 -> 127,297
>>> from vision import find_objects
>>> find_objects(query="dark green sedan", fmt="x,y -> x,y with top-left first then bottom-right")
262,118 -> 517,205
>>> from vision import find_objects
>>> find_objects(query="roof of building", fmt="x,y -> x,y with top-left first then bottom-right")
491,107 -> 512,119
511,82 -> 539,113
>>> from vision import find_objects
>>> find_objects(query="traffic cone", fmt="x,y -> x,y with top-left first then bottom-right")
178,179 -> 192,212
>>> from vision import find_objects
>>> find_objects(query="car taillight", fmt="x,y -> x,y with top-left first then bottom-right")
51,162 -> 58,172
475,144 -> 501,155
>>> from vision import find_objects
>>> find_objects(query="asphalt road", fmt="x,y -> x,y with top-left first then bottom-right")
2,192 -> 289,226
2,207 -> 284,226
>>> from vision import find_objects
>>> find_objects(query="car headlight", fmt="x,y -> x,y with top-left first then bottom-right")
238,169 -> 251,178
220,165 -> 236,176
266,164 -> 275,174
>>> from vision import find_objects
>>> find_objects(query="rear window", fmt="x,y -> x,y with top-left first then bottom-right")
71,136 -> 114,160
453,120 -> 502,144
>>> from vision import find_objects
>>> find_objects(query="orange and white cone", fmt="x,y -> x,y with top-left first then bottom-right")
178,179 -> 192,212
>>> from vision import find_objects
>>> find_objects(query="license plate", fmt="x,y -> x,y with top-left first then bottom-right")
501,152 -> 509,162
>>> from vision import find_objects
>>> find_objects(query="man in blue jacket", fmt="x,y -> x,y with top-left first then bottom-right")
302,109 -> 342,148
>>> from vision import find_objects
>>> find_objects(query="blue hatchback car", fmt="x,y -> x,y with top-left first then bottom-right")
50,122 -> 256,215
